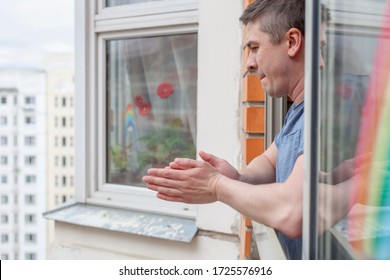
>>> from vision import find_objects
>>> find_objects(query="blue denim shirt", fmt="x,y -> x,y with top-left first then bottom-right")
274,101 -> 304,259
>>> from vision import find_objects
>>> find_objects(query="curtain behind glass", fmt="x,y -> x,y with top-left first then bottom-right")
106,34 -> 197,187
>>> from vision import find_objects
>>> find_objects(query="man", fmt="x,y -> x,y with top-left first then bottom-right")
143,0 -> 330,260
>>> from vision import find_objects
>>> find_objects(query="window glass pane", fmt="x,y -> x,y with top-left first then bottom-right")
106,0 -> 164,7
318,0 -> 390,259
106,34 -> 197,186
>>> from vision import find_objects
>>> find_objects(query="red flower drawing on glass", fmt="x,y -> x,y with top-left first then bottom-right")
157,82 -> 174,99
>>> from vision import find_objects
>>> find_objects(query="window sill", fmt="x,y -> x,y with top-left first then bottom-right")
251,221 -> 286,260
44,202 -> 198,243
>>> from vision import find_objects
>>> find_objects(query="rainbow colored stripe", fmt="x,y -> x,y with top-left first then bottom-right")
349,1 -> 390,259
125,103 -> 136,133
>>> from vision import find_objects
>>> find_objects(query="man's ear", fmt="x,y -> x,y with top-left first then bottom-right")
286,28 -> 303,57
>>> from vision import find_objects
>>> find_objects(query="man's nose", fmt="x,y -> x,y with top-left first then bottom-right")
246,56 -> 258,71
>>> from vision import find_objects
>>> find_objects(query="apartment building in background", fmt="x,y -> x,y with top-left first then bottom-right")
0,69 -> 47,260
44,54 -> 75,250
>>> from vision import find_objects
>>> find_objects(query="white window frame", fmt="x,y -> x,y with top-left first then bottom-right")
75,0 -> 199,218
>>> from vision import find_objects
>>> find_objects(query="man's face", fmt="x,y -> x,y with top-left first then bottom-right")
245,19 -> 290,99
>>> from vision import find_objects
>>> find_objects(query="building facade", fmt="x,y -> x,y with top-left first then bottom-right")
0,69 -> 47,260
44,54 -> 75,253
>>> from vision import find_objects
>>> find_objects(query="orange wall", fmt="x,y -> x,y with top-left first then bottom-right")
240,0 -> 266,259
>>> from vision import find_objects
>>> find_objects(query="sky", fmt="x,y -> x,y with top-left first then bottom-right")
0,0 -> 74,68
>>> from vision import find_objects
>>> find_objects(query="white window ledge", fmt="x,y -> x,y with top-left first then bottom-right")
251,221 -> 286,260
44,202 -> 197,243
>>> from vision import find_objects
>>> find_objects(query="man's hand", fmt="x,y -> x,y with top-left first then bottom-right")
169,151 -> 240,180
142,157 -> 223,204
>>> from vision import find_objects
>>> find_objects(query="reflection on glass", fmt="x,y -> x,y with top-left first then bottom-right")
318,0 -> 390,259
106,34 -> 197,187
106,0 -> 163,7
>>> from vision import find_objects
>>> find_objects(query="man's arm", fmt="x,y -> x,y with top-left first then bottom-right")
143,151 -> 304,239
240,142 -> 278,184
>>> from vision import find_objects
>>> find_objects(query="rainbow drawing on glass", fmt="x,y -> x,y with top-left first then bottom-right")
125,103 -> 136,135
124,103 -> 139,149
349,1 -> 390,259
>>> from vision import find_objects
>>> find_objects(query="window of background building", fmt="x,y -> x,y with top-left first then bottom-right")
0,116 -> 7,125
1,175 -> 8,184
25,233 -> 37,243
25,156 -> 36,166
0,136 -> 7,145
1,195 -> 8,204
24,136 -> 36,146
1,214 -> 8,224
25,116 -> 35,125
1,234 -> 9,243
0,156 -> 7,165
24,253 -> 36,260
25,214 -> 36,224
25,96 -> 35,105
25,175 -> 36,184
24,195 -> 35,205
1,96 -> 6,104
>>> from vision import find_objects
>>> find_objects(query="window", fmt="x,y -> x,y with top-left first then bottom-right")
25,136 -> 36,146
25,96 -> 35,105
1,253 -> 9,260
1,96 -> 6,104
62,156 -> 67,167
62,117 -> 66,127
55,156 -> 59,166
55,175 -> 59,187
1,214 -> 8,224
1,175 -> 7,184
0,116 -> 7,125
0,156 -> 7,165
0,136 -> 7,145
77,0 -> 198,216
25,175 -> 36,184
305,0 -> 390,260
25,156 -> 36,166
25,214 -> 36,224
55,117 -> 58,127
24,195 -> 35,205
62,97 -> 67,107
62,137 -> 67,146
24,253 -> 36,260
106,34 -> 197,187
55,97 -> 59,107
62,176 -> 67,186
1,195 -> 8,204
25,233 -> 37,243
25,116 -> 35,125
1,234 -> 8,243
